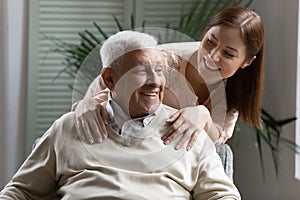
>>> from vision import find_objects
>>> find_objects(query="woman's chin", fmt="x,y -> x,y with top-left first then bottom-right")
199,68 -> 222,85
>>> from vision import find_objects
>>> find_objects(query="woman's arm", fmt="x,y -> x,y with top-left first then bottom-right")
161,107 -> 238,150
72,74 -> 110,144
161,51 -> 239,150
72,74 -> 107,110
161,105 -> 217,150
213,109 -> 239,144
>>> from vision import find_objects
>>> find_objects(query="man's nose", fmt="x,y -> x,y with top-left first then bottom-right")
146,71 -> 162,85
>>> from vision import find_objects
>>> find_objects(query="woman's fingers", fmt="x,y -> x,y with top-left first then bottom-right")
74,98 -> 110,144
174,128 -> 194,150
97,106 -> 109,139
166,110 -> 182,122
81,106 -> 110,144
80,116 -> 95,144
162,111 -> 183,140
99,105 -> 110,136
162,116 -> 184,142
163,129 -> 180,145
162,106 -> 209,151
88,113 -> 103,143
186,130 -> 201,151
76,117 -> 86,142
163,120 -> 189,146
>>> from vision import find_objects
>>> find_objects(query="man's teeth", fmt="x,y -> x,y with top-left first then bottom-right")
143,92 -> 157,96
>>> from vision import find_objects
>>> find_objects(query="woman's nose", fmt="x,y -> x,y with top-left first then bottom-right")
209,48 -> 221,63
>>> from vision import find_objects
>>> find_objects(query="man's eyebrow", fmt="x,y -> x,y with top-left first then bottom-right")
155,61 -> 164,65
138,62 -> 150,66
139,61 -> 163,65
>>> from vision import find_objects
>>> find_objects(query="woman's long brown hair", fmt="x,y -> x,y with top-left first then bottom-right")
203,7 -> 265,129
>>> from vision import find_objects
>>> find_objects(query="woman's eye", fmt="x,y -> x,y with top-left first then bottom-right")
224,51 -> 235,58
207,38 -> 216,46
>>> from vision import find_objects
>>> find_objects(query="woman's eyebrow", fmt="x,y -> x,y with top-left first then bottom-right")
225,46 -> 239,53
211,34 -> 239,53
211,34 -> 218,41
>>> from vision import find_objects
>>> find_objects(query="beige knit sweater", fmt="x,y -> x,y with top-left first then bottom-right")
0,105 -> 240,200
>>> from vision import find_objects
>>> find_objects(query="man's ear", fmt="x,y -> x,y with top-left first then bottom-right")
241,56 -> 256,69
101,68 -> 115,90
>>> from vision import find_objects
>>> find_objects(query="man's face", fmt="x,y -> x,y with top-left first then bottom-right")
111,49 -> 166,118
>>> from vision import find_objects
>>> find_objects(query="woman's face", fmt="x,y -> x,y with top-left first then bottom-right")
198,24 -> 253,84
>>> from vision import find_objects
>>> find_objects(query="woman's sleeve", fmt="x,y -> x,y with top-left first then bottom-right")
84,75 -> 107,99
214,109 -> 239,144
71,75 -> 108,111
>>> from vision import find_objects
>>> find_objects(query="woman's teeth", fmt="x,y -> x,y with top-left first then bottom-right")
204,57 -> 220,71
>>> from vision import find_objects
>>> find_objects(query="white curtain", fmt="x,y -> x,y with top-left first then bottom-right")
0,0 -> 27,188
0,0 -> 8,188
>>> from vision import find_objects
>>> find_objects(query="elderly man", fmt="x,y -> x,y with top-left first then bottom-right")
0,31 -> 240,199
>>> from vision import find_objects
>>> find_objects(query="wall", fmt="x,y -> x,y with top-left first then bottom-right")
231,0 -> 300,199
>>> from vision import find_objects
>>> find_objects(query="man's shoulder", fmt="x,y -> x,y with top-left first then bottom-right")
49,112 -> 76,134
32,112 -> 76,149
158,104 -> 178,119
189,130 -> 217,162
56,111 -> 76,123
161,104 -> 178,113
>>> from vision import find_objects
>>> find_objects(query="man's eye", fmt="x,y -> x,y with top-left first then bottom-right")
136,69 -> 146,73
133,68 -> 147,75
155,67 -> 163,72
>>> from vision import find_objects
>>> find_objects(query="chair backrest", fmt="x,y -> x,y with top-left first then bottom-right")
216,143 -> 233,180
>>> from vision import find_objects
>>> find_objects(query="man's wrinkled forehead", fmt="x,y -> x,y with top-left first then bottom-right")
121,49 -> 167,67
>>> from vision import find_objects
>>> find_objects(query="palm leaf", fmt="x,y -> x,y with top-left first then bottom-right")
277,117 -> 297,126
131,15 -> 135,29
256,129 -> 265,179
113,14 -> 124,31
85,29 -> 101,44
78,32 -> 97,49
93,22 -> 109,39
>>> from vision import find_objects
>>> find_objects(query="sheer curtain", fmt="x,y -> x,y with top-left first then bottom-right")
0,0 -> 27,188
0,0 -> 8,189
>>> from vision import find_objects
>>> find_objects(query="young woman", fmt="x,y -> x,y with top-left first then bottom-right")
73,6 -> 264,151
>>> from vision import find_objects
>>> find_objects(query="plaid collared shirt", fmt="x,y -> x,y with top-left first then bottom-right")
106,94 -> 162,137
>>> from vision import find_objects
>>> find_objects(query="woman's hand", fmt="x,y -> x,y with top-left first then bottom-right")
161,105 -> 216,151
73,97 -> 110,144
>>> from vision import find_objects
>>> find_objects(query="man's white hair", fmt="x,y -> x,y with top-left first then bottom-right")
100,30 -> 158,68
